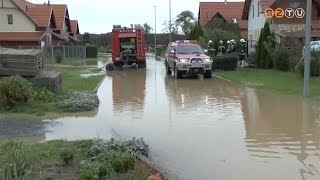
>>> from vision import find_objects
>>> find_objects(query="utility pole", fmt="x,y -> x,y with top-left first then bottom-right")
154,6 -> 157,59
303,0 -> 312,97
169,0 -> 172,43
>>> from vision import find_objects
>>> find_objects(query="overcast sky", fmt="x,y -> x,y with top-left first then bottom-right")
29,0 -> 244,34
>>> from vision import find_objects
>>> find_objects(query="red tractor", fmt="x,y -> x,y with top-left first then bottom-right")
111,25 -> 146,68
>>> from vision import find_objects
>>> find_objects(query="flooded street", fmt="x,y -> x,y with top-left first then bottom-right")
1,56 -> 320,180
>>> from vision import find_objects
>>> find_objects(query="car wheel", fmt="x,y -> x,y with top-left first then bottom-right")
204,70 -> 212,79
174,66 -> 182,79
166,61 -> 171,75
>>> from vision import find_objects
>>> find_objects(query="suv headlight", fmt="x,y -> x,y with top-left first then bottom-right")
204,58 -> 212,62
179,58 -> 189,63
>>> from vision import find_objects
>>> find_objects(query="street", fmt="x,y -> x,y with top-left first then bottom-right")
1,56 -> 320,180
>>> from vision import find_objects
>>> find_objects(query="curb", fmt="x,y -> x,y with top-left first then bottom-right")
94,75 -> 107,93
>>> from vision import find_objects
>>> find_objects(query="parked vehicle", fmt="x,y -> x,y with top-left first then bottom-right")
111,25 -> 146,68
164,40 -> 213,79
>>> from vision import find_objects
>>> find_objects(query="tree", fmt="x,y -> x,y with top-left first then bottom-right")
189,21 -> 204,40
82,32 -> 91,44
256,21 -> 274,69
143,23 -> 153,34
175,10 -> 195,36
162,20 -> 179,34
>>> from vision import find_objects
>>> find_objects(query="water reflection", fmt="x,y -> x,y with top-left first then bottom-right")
111,69 -> 146,119
241,88 -> 320,179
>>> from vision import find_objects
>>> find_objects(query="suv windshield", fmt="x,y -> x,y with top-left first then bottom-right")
176,44 -> 204,54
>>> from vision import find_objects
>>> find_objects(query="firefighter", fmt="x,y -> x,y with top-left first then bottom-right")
238,38 -> 247,67
226,40 -> 232,54
217,40 -> 225,56
207,40 -> 216,58
231,39 -> 236,53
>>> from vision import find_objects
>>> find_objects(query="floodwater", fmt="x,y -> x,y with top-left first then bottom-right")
1,56 -> 320,180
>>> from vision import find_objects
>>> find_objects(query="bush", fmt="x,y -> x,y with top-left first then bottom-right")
0,75 -> 33,106
86,46 -> 98,58
60,148 -> 75,165
273,49 -> 290,71
247,52 -> 257,66
56,91 -> 100,112
212,55 -> 238,71
299,57 -> 320,77
87,138 -> 149,158
0,142 -> 35,178
32,87 -> 57,103
98,151 -> 136,173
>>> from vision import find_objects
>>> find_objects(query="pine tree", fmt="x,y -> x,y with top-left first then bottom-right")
263,22 -> 272,69
256,28 -> 264,68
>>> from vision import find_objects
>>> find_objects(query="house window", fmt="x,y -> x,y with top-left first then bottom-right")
7,14 -> 13,24
250,35 -> 253,47
257,2 -> 260,17
252,5 -> 255,18
1,0 -> 4,8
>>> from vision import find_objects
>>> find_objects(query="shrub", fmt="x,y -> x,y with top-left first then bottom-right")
212,55 -> 238,71
78,163 -> 100,180
56,91 -> 100,112
60,148 -> 75,165
247,51 -> 257,66
0,141 -> 35,177
32,87 -> 57,103
299,57 -> 320,77
86,46 -> 98,58
273,49 -> 290,71
0,75 -> 33,106
87,138 -> 149,158
98,151 -> 135,173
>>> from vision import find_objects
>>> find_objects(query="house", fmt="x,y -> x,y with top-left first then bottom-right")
242,0 -> 320,52
198,1 -> 248,38
0,0 -> 80,48
69,20 -> 80,43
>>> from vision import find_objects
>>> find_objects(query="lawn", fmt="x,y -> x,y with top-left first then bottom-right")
52,66 -> 104,93
0,138 -> 158,180
0,66 -> 105,116
215,68 -> 320,97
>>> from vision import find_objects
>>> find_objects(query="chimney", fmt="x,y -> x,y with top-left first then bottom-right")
225,0 -> 227,5
48,0 -> 50,6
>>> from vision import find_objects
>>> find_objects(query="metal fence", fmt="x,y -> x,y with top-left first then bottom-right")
42,45 -> 86,66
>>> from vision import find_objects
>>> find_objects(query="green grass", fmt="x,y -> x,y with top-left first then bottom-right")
215,68 -> 320,97
0,66 -> 105,116
52,66 -> 104,93
44,58 -> 99,66
0,140 -> 153,180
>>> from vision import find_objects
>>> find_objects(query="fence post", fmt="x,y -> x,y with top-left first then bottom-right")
51,45 -> 54,67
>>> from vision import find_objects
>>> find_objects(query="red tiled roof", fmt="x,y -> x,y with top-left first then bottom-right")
70,20 -> 79,34
27,6 -> 53,28
199,2 -> 248,30
0,32 -> 45,41
51,4 -> 69,31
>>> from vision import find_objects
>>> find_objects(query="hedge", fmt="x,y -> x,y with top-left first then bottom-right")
299,57 -> 320,77
86,46 -> 98,58
212,55 -> 238,71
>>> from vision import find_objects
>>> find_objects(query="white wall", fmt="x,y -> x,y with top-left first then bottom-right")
0,0 -> 35,31
248,0 -> 266,52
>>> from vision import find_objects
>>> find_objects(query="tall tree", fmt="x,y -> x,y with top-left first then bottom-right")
143,23 -> 153,34
82,32 -> 91,44
162,20 -> 179,34
175,10 -> 195,36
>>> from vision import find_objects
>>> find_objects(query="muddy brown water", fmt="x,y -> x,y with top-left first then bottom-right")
1,56 -> 320,180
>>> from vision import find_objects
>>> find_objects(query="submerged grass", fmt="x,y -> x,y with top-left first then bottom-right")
215,68 -> 320,97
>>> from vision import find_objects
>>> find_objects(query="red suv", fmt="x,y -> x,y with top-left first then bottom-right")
164,40 -> 212,79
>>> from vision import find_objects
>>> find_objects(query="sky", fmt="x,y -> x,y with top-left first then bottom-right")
29,0 -> 244,34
